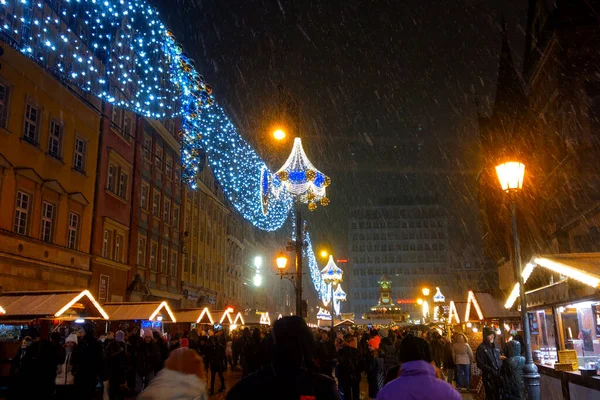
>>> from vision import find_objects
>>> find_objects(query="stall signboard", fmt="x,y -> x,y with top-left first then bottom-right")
141,320 -> 162,330
592,305 -> 600,337
98,275 -> 109,304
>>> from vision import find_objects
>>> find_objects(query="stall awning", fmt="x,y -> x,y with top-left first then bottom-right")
174,308 -> 214,324
0,290 -> 108,320
464,291 -> 518,322
505,253 -> 600,309
103,301 -> 176,322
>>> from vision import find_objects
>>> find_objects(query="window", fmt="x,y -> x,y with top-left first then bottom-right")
163,198 -> 171,223
48,120 -> 63,158
172,205 -> 180,227
0,82 -> 11,128
67,213 -> 79,249
154,144 -> 163,174
170,251 -> 177,277
107,163 -> 129,199
165,155 -> 173,179
102,229 -> 113,258
115,234 -> 124,263
111,105 -> 122,126
123,115 -> 132,138
161,246 -> 168,273
143,135 -> 152,159
118,170 -> 128,198
13,191 -> 30,235
140,182 -> 149,210
23,103 -> 39,144
40,201 -> 55,242
73,137 -> 87,173
152,190 -> 160,218
137,236 -> 146,267
150,242 -> 158,270
111,105 -> 132,141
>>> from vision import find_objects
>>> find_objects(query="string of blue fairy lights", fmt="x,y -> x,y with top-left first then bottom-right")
0,0 -> 292,231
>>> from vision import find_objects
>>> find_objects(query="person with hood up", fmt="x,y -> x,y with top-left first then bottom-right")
137,348 -> 208,400
376,335 -> 461,400
226,316 -> 341,400
153,330 -> 169,374
55,333 -> 78,397
476,327 -> 502,400
499,340 -> 525,400
136,329 -> 160,392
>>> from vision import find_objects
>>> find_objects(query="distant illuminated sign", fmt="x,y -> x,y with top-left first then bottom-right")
397,299 -> 416,304
337,259 -> 348,263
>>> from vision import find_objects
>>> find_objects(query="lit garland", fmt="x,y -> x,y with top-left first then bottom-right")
292,217 -> 329,300
0,0 -> 292,231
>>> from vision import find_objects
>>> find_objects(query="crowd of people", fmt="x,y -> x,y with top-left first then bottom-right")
6,318 -> 526,400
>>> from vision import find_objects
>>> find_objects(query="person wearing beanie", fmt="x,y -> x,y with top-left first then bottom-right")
476,327 -> 502,400
136,328 -> 160,391
55,333 -> 78,396
137,348 -> 208,400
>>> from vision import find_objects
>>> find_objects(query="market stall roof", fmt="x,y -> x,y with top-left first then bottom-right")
334,319 -> 355,327
173,308 -> 214,324
103,301 -> 175,322
0,290 -> 108,320
465,291 -> 518,322
352,318 -> 395,326
448,301 -> 467,324
505,253 -> 600,309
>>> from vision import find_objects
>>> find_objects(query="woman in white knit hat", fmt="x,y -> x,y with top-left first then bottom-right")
55,332 -> 78,396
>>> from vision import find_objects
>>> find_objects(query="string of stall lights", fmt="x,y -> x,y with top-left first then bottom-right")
0,0 -> 292,231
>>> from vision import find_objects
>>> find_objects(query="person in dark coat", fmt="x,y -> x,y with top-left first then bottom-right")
232,332 -> 243,370
379,336 -> 399,376
241,329 -> 261,376
337,334 -> 363,400
208,336 -> 226,395
135,329 -> 160,392
226,316 -> 341,400
72,322 -> 104,398
105,340 -> 127,400
125,326 -> 141,391
11,329 -> 58,399
499,340 -> 525,400
316,330 -> 336,376
476,327 -> 502,400
153,331 -> 169,373
442,337 -> 456,386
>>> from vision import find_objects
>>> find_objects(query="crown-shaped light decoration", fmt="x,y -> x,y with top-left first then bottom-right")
261,138 -> 331,214
317,307 -> 332,320
333,284 -> 347,301
433,287 -> 446,303
321,255 -> 343,284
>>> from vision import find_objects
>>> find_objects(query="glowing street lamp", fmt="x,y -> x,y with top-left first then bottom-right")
421,287 -> 430,296
273,129 -> 286,141
276,253 -> 289,271
495,161 -> 539,400
319,249 -> 329,259
416,298 -> 423,305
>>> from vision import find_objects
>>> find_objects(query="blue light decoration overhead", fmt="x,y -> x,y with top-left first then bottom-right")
291,217 -> 329,301
0,0 -> 291,231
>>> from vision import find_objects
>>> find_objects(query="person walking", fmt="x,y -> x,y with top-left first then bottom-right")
476,327 -> 502,400
72,322 -> 104,398
452,333 -> 473,392
208,336 -> 226,395
54,333 -> 78,398
337,334 -> 363,400
137,348 -> 208,400
376,335 -> 462,400
105,339 -> 128,400
135,329 -> 160,392
368,340 -> 385,399
226,316 -> 341,400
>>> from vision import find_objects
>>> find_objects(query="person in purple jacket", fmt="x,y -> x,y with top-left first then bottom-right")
376,335 -> 462,400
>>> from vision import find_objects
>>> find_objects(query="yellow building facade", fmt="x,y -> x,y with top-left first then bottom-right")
0,44 -> 100,291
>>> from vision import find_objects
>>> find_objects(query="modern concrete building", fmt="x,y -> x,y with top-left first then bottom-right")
347,199 -> 450,317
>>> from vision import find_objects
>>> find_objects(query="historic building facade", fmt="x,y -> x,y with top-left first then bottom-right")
0,44 -> 100,291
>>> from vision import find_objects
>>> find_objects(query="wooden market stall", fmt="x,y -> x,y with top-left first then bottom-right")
504,253 -> 600,399
103,301 -> 176,334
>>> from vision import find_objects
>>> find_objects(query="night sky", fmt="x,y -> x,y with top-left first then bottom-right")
154,0 -> 529,255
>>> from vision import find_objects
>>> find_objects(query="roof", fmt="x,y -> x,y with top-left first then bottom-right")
173,308 -> 215,324
0,290 -> 108,320
465,291 -> 518,321
103,301 -> 176,322
505,253 -> 600,309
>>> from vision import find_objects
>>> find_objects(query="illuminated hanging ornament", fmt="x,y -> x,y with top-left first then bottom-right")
306,192 -> 315,201
317,307 -> 332,321
205,84 -> 213,95
324,176 -> 332,187
321,256 -> 343,284
433,287 -> 446,303
277,171 -> 289,181
320,197 -> 330,207
306,170 -> 316,181
308,202 -> 317,211
333,284 -> 347,301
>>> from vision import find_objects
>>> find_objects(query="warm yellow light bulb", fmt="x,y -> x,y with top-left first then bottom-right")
273,129 -> 286,141
320,250 -> 329,258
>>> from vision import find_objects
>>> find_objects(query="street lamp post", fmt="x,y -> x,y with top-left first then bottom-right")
496,161 -> 540,400
321,255 -> 343,331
